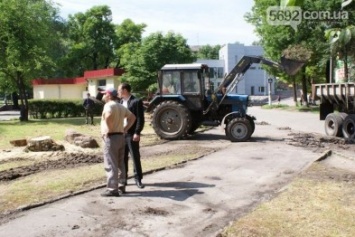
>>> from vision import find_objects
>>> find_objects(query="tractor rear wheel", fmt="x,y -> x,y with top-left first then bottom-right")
188,111 -> 202,134
246,115 -> 255,135
152,101 -> 191,140
225,117 -> 252,142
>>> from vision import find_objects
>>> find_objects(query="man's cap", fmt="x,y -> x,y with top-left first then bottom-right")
101,88 -> 118,97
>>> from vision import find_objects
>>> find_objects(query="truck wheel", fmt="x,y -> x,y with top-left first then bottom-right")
342,114 -> 355,140
152,101 -> 191,140
225,117 -> 252,142
324,113 -> 343,137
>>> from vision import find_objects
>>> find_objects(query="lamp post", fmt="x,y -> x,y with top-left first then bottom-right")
268,78 -> 273,105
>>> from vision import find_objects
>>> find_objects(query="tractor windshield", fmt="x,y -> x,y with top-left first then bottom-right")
161,71 -> 181,94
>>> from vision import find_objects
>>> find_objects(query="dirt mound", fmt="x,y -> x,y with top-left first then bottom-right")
0,152 -> 102,181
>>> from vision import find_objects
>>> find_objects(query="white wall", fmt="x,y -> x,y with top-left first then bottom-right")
219,43 -> 273,95
33,76 -> 120,100
33,84 -> 86,99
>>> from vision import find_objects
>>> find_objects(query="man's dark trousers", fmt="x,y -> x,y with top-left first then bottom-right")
124,134 -> 143,181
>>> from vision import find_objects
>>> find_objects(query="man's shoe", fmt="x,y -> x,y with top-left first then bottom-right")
100,189 -> 120,197
118,186 -> 126,194
135,179 -> 145,189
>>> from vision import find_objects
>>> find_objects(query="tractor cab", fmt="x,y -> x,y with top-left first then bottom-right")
157,63 -> 209,111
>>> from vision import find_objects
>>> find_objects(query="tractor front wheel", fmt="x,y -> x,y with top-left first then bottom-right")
152,101 -> 191,140
225,117 -> 252,142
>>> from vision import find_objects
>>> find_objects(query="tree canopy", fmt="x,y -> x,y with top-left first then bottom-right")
245,0 -> 354,104
0,0 -> 60,120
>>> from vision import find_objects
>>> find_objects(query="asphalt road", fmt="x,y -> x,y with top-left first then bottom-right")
0,106 -> 327,237
0,110 -> 20,121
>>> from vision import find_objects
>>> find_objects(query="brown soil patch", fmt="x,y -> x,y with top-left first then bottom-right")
0,152 -> 102,181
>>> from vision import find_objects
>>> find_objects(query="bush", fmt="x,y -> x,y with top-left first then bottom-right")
28,99 -> 104,119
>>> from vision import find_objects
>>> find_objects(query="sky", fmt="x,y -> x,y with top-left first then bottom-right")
54,0 -> 259,46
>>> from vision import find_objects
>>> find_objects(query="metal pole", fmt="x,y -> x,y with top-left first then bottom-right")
268,78 -> 273,105
330,56 -> 333,83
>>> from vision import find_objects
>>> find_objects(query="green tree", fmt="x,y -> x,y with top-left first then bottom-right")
114,19 -> 146,67
119,32 -> 194,93
196,45 -> 221,59
0,0 -> 59,120
65,5 -> 117,75
245,0 -> 345,105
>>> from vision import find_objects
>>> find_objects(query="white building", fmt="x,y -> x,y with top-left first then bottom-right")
194,59 -> 224,92
197,43 -> 274,95
32,68 -> 124,100
219,43 -> 273,95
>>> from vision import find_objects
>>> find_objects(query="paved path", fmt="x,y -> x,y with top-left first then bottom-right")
248,105 -> 325,136
0,110 -> 20,121
0,111 -> 324,237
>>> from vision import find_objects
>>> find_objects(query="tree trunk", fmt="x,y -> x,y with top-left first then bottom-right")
343,49 -> 349,82
292,78 -> 297,105
301,67 -> 308,106
16,71 -> 29,121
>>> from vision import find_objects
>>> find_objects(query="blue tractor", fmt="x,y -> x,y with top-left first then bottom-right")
146,56 -> 304,142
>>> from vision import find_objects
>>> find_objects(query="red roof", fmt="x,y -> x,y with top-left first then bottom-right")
84,68 -> 124,78
32,77 -> 86,85
32,68 -> 124,85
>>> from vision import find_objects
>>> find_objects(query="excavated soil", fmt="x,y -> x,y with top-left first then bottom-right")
0,129 -> 354,183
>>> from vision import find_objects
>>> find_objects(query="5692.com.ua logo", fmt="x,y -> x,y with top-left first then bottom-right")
266,6 -> 349,31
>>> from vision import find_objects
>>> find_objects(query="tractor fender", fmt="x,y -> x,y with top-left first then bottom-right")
221,111 -> 242,127
146,95 -> 186,113
221,112 -> 256,127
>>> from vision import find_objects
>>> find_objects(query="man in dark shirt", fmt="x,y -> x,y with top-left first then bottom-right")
83,93 -> 95,125
118,83 -> 145,189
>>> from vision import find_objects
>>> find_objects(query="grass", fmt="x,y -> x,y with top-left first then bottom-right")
0,117 -> 102,149
220,163 -> 355,237
0,159 -> 35,172
0,165 -> 104,213
0,114 -> 209,214
261,103 -> 320,113
0,115 -> 159,150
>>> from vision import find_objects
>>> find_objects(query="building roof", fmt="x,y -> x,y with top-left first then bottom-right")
84,68 -> 124,78
32,68 -> 124,85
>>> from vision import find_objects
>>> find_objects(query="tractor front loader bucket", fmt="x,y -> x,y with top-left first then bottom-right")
280,56 -> 305,76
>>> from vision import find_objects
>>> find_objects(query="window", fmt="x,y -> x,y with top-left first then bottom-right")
183,71 -> 200,93
258,86 -> 265,93
217,67 -> 224,78
98,79 -> 106,87
162,71 -> 181,94
209,68 -> 216,79
210,82 -> 215,92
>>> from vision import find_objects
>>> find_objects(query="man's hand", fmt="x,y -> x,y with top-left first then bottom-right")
133,134 -> 140,142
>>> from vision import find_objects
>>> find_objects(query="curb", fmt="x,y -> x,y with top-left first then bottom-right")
315,150 -> 332,162
0,150 -> 215,220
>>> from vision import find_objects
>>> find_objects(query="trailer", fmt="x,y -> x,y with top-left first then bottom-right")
312,82 -> 355,140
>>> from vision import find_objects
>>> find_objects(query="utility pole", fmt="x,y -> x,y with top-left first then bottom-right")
268,78 -> 273,105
